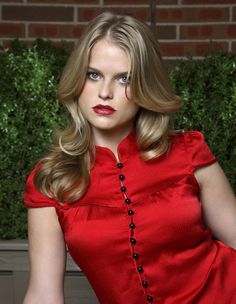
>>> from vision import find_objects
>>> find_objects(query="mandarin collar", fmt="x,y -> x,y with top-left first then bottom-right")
95,129 -> 138,163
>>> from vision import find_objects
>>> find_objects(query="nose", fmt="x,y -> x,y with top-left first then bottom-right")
98,80 -> 113,100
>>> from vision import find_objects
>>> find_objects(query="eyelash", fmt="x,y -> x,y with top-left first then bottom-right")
119,75 -> 130,85
86,71 -> 130,85
87,71 -> 100,81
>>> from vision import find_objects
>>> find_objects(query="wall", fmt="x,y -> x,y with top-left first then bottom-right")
0,240 -> 99,304
0,0 -> 236,59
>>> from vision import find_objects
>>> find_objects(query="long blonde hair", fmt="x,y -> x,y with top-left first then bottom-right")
35,12 -> 181,203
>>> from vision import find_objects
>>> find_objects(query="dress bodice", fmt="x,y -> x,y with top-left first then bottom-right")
24,131 -> 236,304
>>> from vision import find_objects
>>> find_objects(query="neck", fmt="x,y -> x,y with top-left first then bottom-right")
92,126 -> 134,160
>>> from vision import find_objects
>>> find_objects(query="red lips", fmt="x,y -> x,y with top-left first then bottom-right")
92,104 -> 116,115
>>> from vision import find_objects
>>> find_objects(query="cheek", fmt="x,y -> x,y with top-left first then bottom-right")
78,93 -> 89,114
124,86 -> 132,100
123,102 -> 139,117
79,79 -> 96,97
78,86 -> 94,111
122,88 -> 139,113
79,84 -> 90,99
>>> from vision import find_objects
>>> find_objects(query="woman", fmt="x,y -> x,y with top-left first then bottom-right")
23,12 -> 236,304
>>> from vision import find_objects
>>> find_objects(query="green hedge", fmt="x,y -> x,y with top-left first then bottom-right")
0,40 -> 235,239
0,40 -> 68,239
170,52 -> 236,191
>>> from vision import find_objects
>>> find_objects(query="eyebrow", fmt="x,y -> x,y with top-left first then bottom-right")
88,66 -> 131,77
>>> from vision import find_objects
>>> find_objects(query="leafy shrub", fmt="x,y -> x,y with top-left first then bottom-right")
170,52 -> 236,192
0,41 -> 235,239
0,39 -> 68,239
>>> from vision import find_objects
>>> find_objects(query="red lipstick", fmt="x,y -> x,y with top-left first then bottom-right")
92,104 -> 116,115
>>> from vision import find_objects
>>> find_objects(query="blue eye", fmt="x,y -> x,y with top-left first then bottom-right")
119,75 -> 130,85
87,71 -> 100,81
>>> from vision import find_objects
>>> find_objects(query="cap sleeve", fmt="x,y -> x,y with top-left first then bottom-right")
24,163 -> 58,208
183,131 -> 217,171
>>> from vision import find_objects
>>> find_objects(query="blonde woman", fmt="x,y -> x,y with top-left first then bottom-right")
23,12 -> 236,304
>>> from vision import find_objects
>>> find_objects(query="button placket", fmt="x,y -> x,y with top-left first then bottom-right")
147,295 -> 154,302
117,161 -> 154,303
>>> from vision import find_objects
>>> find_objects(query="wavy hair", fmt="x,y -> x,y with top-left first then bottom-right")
35,12 -> 182,203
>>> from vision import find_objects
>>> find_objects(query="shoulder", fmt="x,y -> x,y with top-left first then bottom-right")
171,130 -> 204,143
170,130 -> 217,170
24,163 -> 58,209
170,130 -> 210,150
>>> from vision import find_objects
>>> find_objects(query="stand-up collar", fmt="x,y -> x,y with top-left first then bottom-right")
95,129 -> 138,164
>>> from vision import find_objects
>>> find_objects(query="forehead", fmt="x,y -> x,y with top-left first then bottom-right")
89,39 -> 130,71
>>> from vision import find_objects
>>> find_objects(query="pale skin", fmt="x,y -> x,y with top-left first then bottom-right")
23,207 -> 66,304
78,38 -> 139,158
23,38 -> 236,303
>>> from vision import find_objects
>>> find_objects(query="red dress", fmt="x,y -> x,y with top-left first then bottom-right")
24,131 -> 236,304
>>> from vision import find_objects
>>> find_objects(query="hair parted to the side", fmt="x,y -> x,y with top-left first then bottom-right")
35,11 -> 182,203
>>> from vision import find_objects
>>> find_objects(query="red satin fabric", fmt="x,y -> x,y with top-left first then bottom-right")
24,131 -> 236,304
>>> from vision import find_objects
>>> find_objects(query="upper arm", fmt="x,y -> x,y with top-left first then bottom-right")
23,207 -> 66,304
194,162 -> 236,249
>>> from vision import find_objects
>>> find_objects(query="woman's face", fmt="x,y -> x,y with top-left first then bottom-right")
78,38 -> 139,142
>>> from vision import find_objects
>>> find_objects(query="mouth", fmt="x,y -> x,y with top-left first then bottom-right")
92,104 -> 116,115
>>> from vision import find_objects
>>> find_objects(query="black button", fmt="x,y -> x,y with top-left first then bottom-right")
138,266 -> 143,273
117,163 -> 123,169
121,186 -> 126,192
125,198 -> 131,204
130,223 -> 135,229
133,252 -> 139,259
142,281 -> 148,288
119,174 -> 125,181
128,209 -> 134,216
147,295 -> 153,302
130,238 -> 136,245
